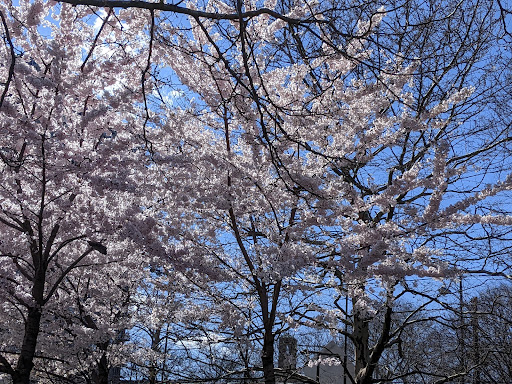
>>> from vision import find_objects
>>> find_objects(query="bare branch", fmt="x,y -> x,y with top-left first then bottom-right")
0,10 -> 15,109
56,0 -> 326,25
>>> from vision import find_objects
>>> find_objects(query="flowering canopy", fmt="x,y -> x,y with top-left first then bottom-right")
1,0 -> 511,383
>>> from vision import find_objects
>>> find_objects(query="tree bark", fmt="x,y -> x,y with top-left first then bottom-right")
13,306 -> 42,384
12,259 -> 46,384
148,329 -> 161,384
91,352 -> 109,384
352,309 -> 370,384
261,331 -> 276,384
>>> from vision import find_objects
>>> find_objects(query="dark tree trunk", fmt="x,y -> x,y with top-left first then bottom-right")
13,306 -> 42,384
261,331 -> 276,384
91,352 -> 109,384
12,261 -> 47,384
149,329 -> 161,384
353,309 -> 370,384
353,303 -> 393,384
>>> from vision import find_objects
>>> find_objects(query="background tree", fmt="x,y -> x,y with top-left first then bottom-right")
0,2 -> 167,383
470,283 -> 512,383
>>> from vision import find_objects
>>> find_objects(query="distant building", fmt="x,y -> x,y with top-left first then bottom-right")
302,341 -> 355,384
278,335 -> 298,371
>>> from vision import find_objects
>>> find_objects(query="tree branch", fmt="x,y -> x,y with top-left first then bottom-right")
0,10 -> 15,109
56,0 -> 326,25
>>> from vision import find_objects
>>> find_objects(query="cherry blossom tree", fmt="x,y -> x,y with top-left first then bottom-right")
0,2 -> 166,383
142,3 -> 512,383
1,1 -> 511,384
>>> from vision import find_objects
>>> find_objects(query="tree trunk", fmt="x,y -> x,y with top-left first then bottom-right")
149,329 -> 161,384
13,261 -> 46,384
352,302 -> 393,384
91,352 -> 109,384
13,306 -> 42,384
261,331 -> 275,384
353,309 -> 370,384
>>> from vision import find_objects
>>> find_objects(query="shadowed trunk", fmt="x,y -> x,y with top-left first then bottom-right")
262,331 -> 276,384
12,261 -> 46,384
353,302 -> 393,384
353,308 -> 371,384
12,306 -> 42,384
91,352 -> 109,384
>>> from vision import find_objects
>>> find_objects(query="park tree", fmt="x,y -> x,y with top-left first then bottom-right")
141,3 -> 511,384
1,0 -> 512,384
136,8 -> 511,384
374,281 -> 512,384
467,283 -> 512,384
0,2 -> 168,383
